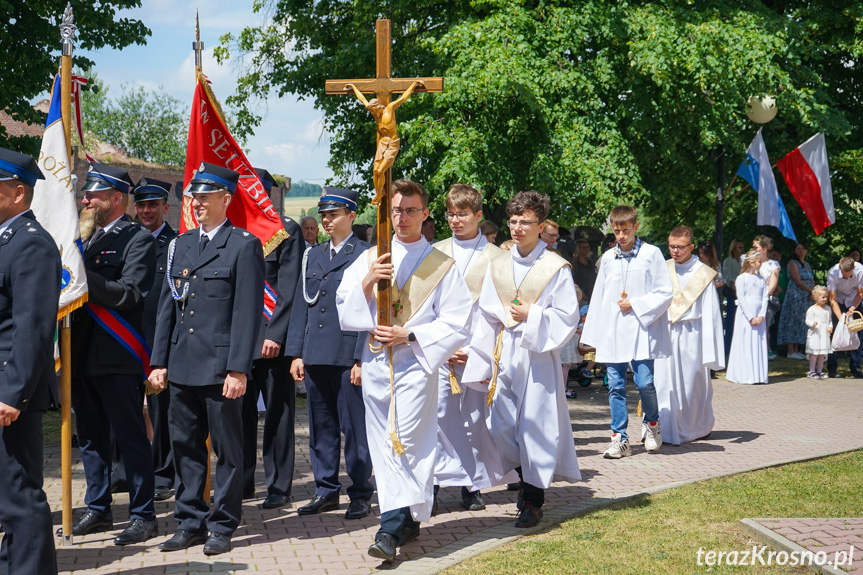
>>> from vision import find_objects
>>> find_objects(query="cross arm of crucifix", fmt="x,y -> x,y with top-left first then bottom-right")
324,77 -> 443,98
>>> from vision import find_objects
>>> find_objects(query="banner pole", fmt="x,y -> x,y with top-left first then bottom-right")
59,2 -> 76,546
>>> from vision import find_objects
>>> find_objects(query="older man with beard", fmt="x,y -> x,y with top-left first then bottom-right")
70,162 -> 158,545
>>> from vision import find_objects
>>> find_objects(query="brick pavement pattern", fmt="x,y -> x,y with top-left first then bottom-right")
39,374 -> 863,574
744,518 -> 863,575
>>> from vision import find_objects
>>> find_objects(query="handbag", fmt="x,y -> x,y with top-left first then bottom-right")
847,310 -> 863,333
832,317 -> 861,352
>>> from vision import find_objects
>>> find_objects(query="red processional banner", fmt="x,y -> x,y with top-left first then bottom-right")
182,71 -> 287,255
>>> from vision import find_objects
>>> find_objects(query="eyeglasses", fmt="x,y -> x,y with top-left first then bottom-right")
542,231 -> 560,239
391,207 -> 424,217
444,211 -> 473,221
668,244 -> 692,252
506,220 -> 542,229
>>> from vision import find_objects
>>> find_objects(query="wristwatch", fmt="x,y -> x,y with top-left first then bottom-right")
407,332 -> 416,342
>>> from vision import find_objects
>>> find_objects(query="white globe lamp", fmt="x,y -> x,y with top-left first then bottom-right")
745,95 -> 778,124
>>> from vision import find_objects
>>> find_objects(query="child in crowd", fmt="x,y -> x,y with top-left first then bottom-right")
726,250 -> 769,384
805,286 -> 832,379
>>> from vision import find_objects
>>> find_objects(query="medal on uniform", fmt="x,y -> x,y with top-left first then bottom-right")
392,300 -> 403,317
182,268 -> 189,277
94,256 -> 100,264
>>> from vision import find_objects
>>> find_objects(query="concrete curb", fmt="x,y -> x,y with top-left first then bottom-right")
390,447 -> 862,574
740,518 -> 848,575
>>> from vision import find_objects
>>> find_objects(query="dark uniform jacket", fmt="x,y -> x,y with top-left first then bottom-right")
151,220 -> 264,386
284,234 -> 369,367
71,215 -> 156,377
142,223 -> 177,346
253,216 -> 303,360
0,211 -> 61,412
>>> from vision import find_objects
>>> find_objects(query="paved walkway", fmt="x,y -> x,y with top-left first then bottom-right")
44,371 -> 863,574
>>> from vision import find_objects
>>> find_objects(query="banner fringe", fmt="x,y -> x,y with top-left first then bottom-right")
57,293 -> 88,321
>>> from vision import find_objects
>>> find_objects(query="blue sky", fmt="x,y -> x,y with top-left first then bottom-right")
75,0 -> 334,184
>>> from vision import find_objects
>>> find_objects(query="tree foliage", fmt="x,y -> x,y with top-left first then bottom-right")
80,73 -> 189,167
218,0 -> 863,268
0,0 -> 150,154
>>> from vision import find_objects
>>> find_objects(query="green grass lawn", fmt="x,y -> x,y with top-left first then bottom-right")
282,196 -> 322,223
445,450 -> 863,574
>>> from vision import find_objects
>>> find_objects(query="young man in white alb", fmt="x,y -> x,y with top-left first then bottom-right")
433,184 -> 512,513
336,179 -> 471,563
581,205 -> 672,459
462,191 -> 581,529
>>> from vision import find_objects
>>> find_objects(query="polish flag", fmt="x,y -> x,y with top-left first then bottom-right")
776,133 -> 835,235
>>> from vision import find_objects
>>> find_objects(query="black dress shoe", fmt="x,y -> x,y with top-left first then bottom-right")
297,493 -> 339,515
851,370 -> 863,379
506,482 -> 521,491
153,487 -> 174,501
461,488 -> 486,511
514,502 -> 543,528
345,498 -> 371,520
261,493 -> 289,509
829,372 -> 840,378
71,510 -> 113,536
114,518 -> 158,545
368,533 -> 396,562
158,529 -> 208,551
203,532 -> 232,555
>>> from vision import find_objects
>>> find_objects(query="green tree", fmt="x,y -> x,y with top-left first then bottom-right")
80,73 -> 189,166
218,1 -> 863,269
0,0 -> 150,154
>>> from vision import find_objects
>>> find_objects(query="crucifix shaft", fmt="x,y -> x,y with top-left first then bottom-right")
325,19 -> 443,328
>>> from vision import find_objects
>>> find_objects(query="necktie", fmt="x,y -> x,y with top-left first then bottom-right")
200,235 -> 210,255
88,228 -> 105,250
331,247 -> 336,261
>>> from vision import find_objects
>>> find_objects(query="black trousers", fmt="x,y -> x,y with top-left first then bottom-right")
242,357 -> 295,497
0,409 -> 57,575
305,364 -> 373,500
147,390 -> 175,489
71,374 -> 155,520
516,466 -> 545,508
169,382 -> 243,535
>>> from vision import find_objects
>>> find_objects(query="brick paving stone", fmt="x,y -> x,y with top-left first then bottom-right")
41,375 -> 863,574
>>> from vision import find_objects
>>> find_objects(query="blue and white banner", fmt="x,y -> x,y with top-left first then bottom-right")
737,128 -> 797,242
31,73 -> 88,320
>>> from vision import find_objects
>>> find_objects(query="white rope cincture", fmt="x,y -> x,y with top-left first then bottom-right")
166,237 -> 189,302
301,245 -> 320,305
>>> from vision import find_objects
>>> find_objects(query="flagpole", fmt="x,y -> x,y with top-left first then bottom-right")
192,9 -> 214,501
59,1 -> 76,546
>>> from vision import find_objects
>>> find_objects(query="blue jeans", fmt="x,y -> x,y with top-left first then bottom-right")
606,360 -> 659,441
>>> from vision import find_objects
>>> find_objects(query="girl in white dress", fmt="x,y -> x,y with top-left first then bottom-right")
726,251 -> 769,384
805,286 -> 832,379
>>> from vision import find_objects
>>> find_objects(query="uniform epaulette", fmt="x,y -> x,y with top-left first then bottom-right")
181,228 -> 199,238
232,227 -> 256,240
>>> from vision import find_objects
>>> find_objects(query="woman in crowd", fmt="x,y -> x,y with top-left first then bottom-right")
777,242 -> 815,359
697,240 -> 725,293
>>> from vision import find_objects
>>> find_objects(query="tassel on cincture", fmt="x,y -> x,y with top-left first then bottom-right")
449,367 -> 463,395
486,329 -> 504,407
390,431 -> 406,455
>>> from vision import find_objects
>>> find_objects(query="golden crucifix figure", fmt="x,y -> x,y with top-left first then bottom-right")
345,80 -> 423,205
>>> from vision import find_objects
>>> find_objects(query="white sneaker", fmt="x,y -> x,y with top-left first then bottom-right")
767,350 -> 777,360
643,420 -> 662,452
603,433 -> 631,459
789,352 -> 806,360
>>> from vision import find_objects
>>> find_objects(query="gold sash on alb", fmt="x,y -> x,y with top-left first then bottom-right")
486,250 -> 569,405
491,250 -> 570,328
667,259 -> 717,323
368,246 -> 454,326
367,245 -> 454,455
434,238 -> 502,303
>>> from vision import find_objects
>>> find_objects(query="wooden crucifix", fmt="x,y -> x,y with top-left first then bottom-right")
325,19 -> 443,327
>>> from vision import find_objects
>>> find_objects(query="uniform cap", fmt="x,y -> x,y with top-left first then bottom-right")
318,186 -> 358,213
0,147 -> 44,187
186,162 -> 239,195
